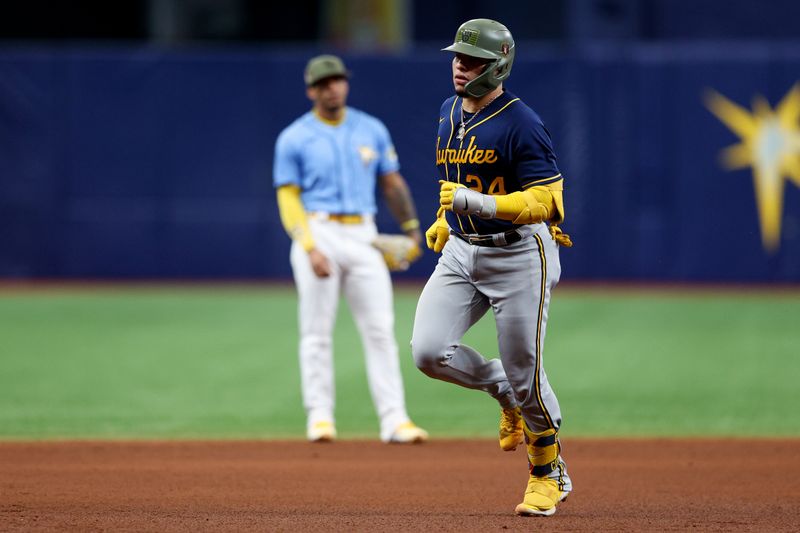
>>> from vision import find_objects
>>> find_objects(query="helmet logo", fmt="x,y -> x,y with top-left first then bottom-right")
501,43 -> 510,56
460,28 -> 480,45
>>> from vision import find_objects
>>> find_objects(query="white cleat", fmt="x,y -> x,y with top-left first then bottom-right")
307,421 -> 337,442
387,422 -> 429,444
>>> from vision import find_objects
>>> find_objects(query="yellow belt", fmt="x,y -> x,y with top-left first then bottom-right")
310,212 -> 364,224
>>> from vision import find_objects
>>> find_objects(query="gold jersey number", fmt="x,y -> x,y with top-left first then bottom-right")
464,174 -> 507,195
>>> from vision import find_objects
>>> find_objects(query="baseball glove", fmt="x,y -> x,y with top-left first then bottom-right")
372,234 -> 422,271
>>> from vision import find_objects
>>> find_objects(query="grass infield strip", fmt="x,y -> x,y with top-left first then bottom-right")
1,283 -> 798,439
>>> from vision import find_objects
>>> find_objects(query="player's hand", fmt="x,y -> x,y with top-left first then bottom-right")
404,228 -> 424,265
372,234 -> 421,271
425,212 -> 450,253
439,180 -> 496,219
308,248 -> 332,278
439,180 -> 466,211
406,241 -> 423,263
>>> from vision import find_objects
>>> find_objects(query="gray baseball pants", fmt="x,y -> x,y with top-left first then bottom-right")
411,222 -> 572,489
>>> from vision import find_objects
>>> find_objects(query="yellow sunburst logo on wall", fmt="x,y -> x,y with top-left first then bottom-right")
705,84 -> 800,253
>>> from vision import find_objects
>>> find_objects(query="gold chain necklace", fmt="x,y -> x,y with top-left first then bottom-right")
456,93 -> 500,141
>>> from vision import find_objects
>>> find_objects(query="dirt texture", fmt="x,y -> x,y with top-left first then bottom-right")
1,438 -> 798,531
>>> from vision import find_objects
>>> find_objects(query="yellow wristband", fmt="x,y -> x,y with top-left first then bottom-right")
400,218 -> 420,231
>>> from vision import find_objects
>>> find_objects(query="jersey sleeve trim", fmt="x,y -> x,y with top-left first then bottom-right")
522,174 -> 563,188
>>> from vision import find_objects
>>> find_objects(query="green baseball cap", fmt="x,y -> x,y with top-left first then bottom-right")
304,55 -> 349,87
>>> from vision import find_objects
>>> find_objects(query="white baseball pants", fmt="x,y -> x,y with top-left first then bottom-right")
290,215 -> 411,441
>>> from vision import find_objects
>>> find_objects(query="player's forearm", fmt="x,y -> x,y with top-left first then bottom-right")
494,188 -> 555,223
276,185 -> 316,251
441,181 -> 563,225
380,172 -> 422,242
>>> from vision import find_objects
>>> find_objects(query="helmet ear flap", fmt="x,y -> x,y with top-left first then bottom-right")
493,59 -> 507,79
463,62 -> 499,98
495,44 -> 515,81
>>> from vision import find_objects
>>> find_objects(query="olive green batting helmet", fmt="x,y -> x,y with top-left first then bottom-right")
442,18 -> 515,97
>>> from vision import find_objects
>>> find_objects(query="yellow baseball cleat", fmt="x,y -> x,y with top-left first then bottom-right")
499,407 -> 524,451
387,421 -> 429,444
514,476 -> 568,517
307,421 -> 337,442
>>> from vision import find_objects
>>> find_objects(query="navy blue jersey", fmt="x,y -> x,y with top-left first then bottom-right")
436,90 -> 561,235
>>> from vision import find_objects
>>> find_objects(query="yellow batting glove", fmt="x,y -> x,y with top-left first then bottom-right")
439,180 -> 466,211
425,208 -> 450,253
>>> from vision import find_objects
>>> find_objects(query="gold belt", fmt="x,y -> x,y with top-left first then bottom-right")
310,212 -> 364,224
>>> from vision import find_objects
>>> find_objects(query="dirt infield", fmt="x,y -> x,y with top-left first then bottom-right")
1,438 -> 798,531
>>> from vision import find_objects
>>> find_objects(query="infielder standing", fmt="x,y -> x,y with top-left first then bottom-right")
274,55 -> 428,444
411,19 -> 574,515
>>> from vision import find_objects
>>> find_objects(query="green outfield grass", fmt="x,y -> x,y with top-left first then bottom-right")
1,284 -> 798,440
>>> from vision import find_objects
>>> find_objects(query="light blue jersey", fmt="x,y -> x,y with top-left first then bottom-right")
273,107 -> 400,215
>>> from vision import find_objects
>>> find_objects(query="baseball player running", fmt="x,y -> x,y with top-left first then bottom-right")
274,55 -> 428,444
411,19 -> 574,515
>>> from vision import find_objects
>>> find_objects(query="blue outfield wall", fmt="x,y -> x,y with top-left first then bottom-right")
1,44 -> 799,281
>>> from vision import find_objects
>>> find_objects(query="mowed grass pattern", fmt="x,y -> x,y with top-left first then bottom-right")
0,284 -> 798,439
